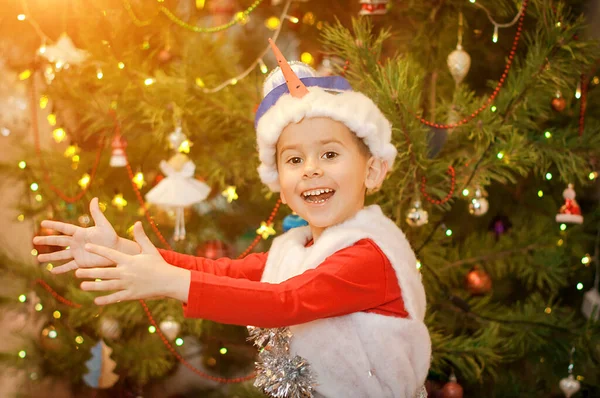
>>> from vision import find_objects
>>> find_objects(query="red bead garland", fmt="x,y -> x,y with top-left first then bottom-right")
420,165 -> 456,205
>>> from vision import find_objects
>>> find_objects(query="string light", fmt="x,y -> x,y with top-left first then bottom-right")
19,70 -> 32,80
78,173 -> 91,189
17,214 -> 25,221
132,172 -> 146,189
544,131 -> 552,139
53,310 -> 61,319
52,127 -> 67,143
491,105 -> 497,112
112,193 -> 128,210
300,52 -> 314,65
144,78 -> 155,86
35,303 -> 43,311
178,140 -> 191,153
544,307 -> 552,314
222,186 -> 239,203
575,80 -> 582,99
492,25 -> 498,43
589,171 -> 598,180
256,222 -> 276,239
75,336 -> 84,344
30,182 -> 39,191
219,347 -> 228,355
31,249 -> 38,256
40,95 -> 49,109
471,1 -> 522,43
35,194 -> 43,202
175,338 -> 184,346
284,15 -> 299,24
581,255 -> 591,265
148,325 -> 156,333
18,161 -> 26,169
47,114 -> 57,126
560,223 -> 567,231
416,260 -> 422,270
545,172 -> 552,180
497,151 -> 505,159
576,283 -> 584,290
265,16 -> 281,30
17,14 -> 26,21
96,68 -> 104,79
259,59 -> 268,74
462,189 -> 470,196
537,190 -> 543,198
18,294 -> 27,303
18,350 -> 26,359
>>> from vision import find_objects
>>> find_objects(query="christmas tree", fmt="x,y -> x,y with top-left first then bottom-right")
1,0 -> 599,396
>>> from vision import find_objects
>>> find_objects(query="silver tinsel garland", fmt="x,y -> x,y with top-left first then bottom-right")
248,326 -> 316,398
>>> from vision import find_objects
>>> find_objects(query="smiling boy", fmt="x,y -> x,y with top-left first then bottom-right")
34,40 -> 430,397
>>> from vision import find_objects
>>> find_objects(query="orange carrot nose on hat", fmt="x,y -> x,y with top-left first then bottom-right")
268,38 -> 309,98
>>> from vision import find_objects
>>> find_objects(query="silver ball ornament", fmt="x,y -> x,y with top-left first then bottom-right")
99,317 -> 122,340
559,374 -> 580,398
447,44 -> 471,85
406,199 -> 429,227
159,316 -> 181,341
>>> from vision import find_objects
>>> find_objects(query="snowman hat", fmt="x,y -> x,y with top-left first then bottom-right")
255,39 -> 397,192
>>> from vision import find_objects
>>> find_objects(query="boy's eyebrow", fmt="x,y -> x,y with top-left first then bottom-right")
279,139 -> 344,154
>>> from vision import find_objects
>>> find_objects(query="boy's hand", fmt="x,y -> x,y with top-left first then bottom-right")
33,197 -> 138,274
76,222 -> 190,305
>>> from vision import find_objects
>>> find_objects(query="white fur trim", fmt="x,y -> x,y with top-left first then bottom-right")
256,86 -> 397,192
261,205 -> 430,397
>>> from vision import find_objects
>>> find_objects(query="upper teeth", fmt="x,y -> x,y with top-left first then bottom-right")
303,188 -> 333,197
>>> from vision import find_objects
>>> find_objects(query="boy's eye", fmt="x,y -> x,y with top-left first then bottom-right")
287,157 -> 303,164
322,151 -> 338,160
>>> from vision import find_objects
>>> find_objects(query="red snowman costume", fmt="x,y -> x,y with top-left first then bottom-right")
160,41 -> 430,397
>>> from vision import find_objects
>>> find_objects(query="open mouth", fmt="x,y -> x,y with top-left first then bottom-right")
301,188 -> 336,204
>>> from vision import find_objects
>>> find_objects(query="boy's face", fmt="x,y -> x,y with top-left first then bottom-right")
276,117 -> 373,238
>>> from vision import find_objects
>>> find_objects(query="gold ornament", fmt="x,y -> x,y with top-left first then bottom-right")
468,187 -> 489,216
406,198 -> 429,227
99,317 -> 122,340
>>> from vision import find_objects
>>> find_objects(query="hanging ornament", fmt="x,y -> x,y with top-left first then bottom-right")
447,12 -> 471,85
283,213 -> 309,232
40,324 -> 62,351
159,316 -> 181,341
83,340 -> 119,389
196,240 -> 231,259
551,91 -> 567,112
109,133 -> 127,167
145,153 -> 211,241
33,225 -> 61,256
556,184 -> 583,224
157,47 -> 173,64
39,33 -> 89,68
221,185 -> 238,203
465,266 -> 492,295
559,348 -> 581,398
99,317 -> 121,340
168,125 -> 187,151
441,372 -> 463,398
359,0 -> 388,16
406,197 -> 429,227
468,186 -> 489,216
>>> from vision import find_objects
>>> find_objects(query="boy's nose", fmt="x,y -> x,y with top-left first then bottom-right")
303,160 -> 323,178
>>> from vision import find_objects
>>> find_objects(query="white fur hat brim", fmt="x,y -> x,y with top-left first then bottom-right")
256,86 -> 397,192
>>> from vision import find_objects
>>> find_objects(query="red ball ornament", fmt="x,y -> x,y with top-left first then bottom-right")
441,374 -> 463,398
34,226 -> 61,256
196,240 -> 231,260
157,48 -> 173,63
551,96 -> 566,112
465,266 -> 492,295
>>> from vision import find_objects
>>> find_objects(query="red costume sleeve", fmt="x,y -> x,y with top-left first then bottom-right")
182,239 -> 407,328
158,249 -> 267,281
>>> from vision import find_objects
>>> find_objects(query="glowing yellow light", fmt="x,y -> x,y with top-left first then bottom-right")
222,186 -> 239,203
302,12 -> 315,25
40,95 -> 49,109
560,223 -> 567,231
589,171 -> 597,180
19,69 -> 31,80
234,11 -> 249,25
110,100 -> 118,110
53,310 -> 61,319
18,161 -> 26,169
112,193 -> 128,210
75,336 -> 84,344
445,229 -> 453,237
35,194 -> 42,202
99,201 -> 107,212
52,128 -> 67,143
178,140 -> 191,154
300,52 -> 314,65
196,0 -> 206,9
72,155 -> 80,163
462,189 -> 469,196
78,173 -> 91,189
195,77 -> 205,87
230,78 -> 238,85
497,151 -> 504,159
148,326 -> 156,333
47,114 -> 57,126
490,105 -> 497,112
30,182 -> 39,191
593,76 -> 599,85
118,62 -> 125,69
18,294 -> 27,303
31,249 -> 38,256
544,307 -> 552,314
17,14 -> 26,21
259,59 -> 268,74
316,21 -> 324,30
265,16 -> 281,30
557,239 -> 564,246
141,40 -> 150,50
545,172 -> 552,180
175,338 -> 184,346
48,329 -> 57,338
144,78 -> 155,86
286,15 -> 299,24
46,263 -> 54,271
492,26 -> 498,43
55,60 -> 65,70
416,260 -> 422,270
219,347 -> 228,355
17,214 -> 25,221
64,144 -> 79,158
18,350 -> 26,359
256,222 -> 276,239
581,255 -> 591,265
469,0 -> 476,3
133,172 -> 146,189
537,190 -> 543,198
544,131 -> 552,139
38,44 -> 47,55
96,68 -> 104,79
556,22 -> 561,28
577,375 -> 584,381
576,283 -> 584,290
35,303 -> 43,311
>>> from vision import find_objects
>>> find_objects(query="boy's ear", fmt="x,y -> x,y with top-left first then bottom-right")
365,157 -> 388,191
279,190 -> 288,205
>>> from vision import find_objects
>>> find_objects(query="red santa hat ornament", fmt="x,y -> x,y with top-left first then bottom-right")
109,133 -> 127,167
359,0 -> 389,16
556,184 -> 583,224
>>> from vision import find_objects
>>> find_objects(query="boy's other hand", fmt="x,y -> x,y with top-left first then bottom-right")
76,222 -> 189,305
33,197 -> 126,274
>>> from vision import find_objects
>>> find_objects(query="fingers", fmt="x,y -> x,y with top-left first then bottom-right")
133,222 -> 159,254
81,279 -> 124,292
75,267 -> 120,280
85,243 -> 128,263
90,197 -> 112,229
40,220 -> 78,236
33,235 -> 71,248
37,249 -> 72,263
94,290 -> 130,306
51,260 -> 78,274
